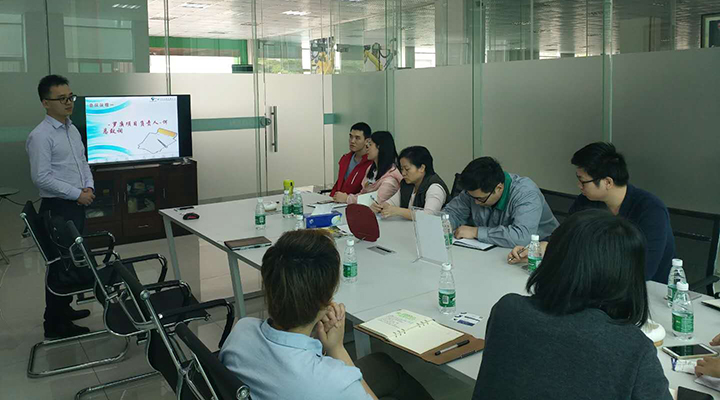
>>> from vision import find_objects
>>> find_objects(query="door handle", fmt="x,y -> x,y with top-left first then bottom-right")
268,105 -> 278,152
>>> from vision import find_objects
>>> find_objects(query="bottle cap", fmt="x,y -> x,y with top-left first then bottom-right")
531,234 -> 540,241
257,198 -> 263,203
346,238 -> 355,246
284,190 -> 289,194
672,258 -> 683,267
441,263 -> 452,271
677,281 -> 689,291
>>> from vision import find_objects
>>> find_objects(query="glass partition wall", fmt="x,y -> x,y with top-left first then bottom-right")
2,0 -> 719,234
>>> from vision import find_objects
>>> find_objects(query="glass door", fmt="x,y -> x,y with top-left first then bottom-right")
253,0 -> 332,195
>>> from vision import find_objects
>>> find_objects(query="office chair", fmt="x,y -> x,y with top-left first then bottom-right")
63,221 -> 217,399
536,191 -> 720,295
539,189 -> 577,225
667,207 -> 720,296
20,201 -> 166,378
449,173 -> 463,202
176,323 -> 251,400
108,260 -> 244,400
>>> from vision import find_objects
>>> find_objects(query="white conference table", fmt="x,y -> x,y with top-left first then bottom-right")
160,193 -> 720,396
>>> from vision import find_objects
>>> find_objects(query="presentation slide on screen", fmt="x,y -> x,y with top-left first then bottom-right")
86,96 -> 180,164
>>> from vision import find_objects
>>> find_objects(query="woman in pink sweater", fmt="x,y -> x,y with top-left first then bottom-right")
333,131 -> 403,205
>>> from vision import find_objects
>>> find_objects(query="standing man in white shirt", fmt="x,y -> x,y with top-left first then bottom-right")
26,75 -> 95,339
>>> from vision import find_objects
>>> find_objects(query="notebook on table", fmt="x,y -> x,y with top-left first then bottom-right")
453,238 -> 496,251
224,236 -> 272,251
355,309 -> 484,365
701,298 -> 720,311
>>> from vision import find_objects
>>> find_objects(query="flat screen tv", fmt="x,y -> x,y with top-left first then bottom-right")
72,95 -> 192,165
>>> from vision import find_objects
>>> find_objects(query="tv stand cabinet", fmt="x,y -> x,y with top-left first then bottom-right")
84,160 -> 198,244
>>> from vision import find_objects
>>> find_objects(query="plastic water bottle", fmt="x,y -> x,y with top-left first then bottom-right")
293,192 -> 303,216
441,214 -> 453,248
342,239 -> 358,283
439,263 -> 456,314
672,281 -> 694,340
527,234 -> 542,274
255,198 -> 266,229
294,214 -> 304,230
282,190 -> 292,218
667,258 -> 686,307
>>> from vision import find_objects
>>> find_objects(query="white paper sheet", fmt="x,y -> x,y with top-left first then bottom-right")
357,192 -> 378,207
311,204 -> 334,216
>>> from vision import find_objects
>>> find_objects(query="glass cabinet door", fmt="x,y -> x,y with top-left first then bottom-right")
126,176 -> 158,214
85,179 -> 119,220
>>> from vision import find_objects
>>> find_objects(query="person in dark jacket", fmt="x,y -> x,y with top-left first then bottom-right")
508,142 -> 675,284
372,146 -> 449,220
474,209 -> 672,400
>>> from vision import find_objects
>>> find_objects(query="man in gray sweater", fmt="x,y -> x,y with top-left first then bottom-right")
443,157 -> 558,248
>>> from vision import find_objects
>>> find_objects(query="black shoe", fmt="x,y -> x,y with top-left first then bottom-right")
44,321 -> 91,339
64,308 -> 91,321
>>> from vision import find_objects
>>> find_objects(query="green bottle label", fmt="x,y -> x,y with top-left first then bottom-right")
668,285 -> 677,302
439,290 -> 456,308
282,205 -> 291,215
444,233 -> 453,247
255,215 -> 266,225
528,256 -> 541,273
343,262 -> 357,278
293,203 -> 303,215
672,312 -> 694,333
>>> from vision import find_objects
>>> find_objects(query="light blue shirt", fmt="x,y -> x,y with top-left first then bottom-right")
219,318 -> 372,400
26,115 -> 94,201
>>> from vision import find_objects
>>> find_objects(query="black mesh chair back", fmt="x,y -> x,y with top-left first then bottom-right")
539,189 -> 577,225
667,208 -> 720,295
20,201 -> 60,264
449,173 -> 463,202
175,323 -> 251,400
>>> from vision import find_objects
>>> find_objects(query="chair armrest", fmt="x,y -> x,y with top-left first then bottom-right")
83,231 -> 116,265
160,299 -> 235,348
122,254 -> 168,283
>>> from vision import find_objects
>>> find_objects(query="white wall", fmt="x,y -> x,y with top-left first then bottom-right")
394,65 -> 474,186
331,71 -> 388,177
172,73 -> 258,201
481,57 -> 605,194
612,48 -> 720,214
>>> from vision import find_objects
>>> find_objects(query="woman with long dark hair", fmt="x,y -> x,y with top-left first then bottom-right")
371,146 -> 449,220
333,131 -> 403,205
473,209 -> 671,400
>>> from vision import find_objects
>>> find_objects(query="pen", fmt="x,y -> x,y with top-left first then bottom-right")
508,246 -> 527,262
434,339 -> 470,356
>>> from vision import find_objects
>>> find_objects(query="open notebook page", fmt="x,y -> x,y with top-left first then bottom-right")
360,310 -> 434,340
392,321 -> 464,354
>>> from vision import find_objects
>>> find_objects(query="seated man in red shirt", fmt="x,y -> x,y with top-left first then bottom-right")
330,122 -> 373,197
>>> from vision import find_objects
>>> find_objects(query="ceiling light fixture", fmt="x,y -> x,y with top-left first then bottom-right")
282,10 -> 311,16
112,3 -> 142,9
181,2 -> 212,9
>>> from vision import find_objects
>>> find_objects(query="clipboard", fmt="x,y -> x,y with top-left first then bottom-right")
354,324 -> 484,365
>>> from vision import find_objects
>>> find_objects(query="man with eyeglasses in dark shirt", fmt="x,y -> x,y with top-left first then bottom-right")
507,142 -> 676,284
26,74 -> 95,339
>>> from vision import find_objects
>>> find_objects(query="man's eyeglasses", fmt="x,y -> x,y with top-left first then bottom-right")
45,95 -> 77,105
466,189 -> 494,204
577,176 -> 598,186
